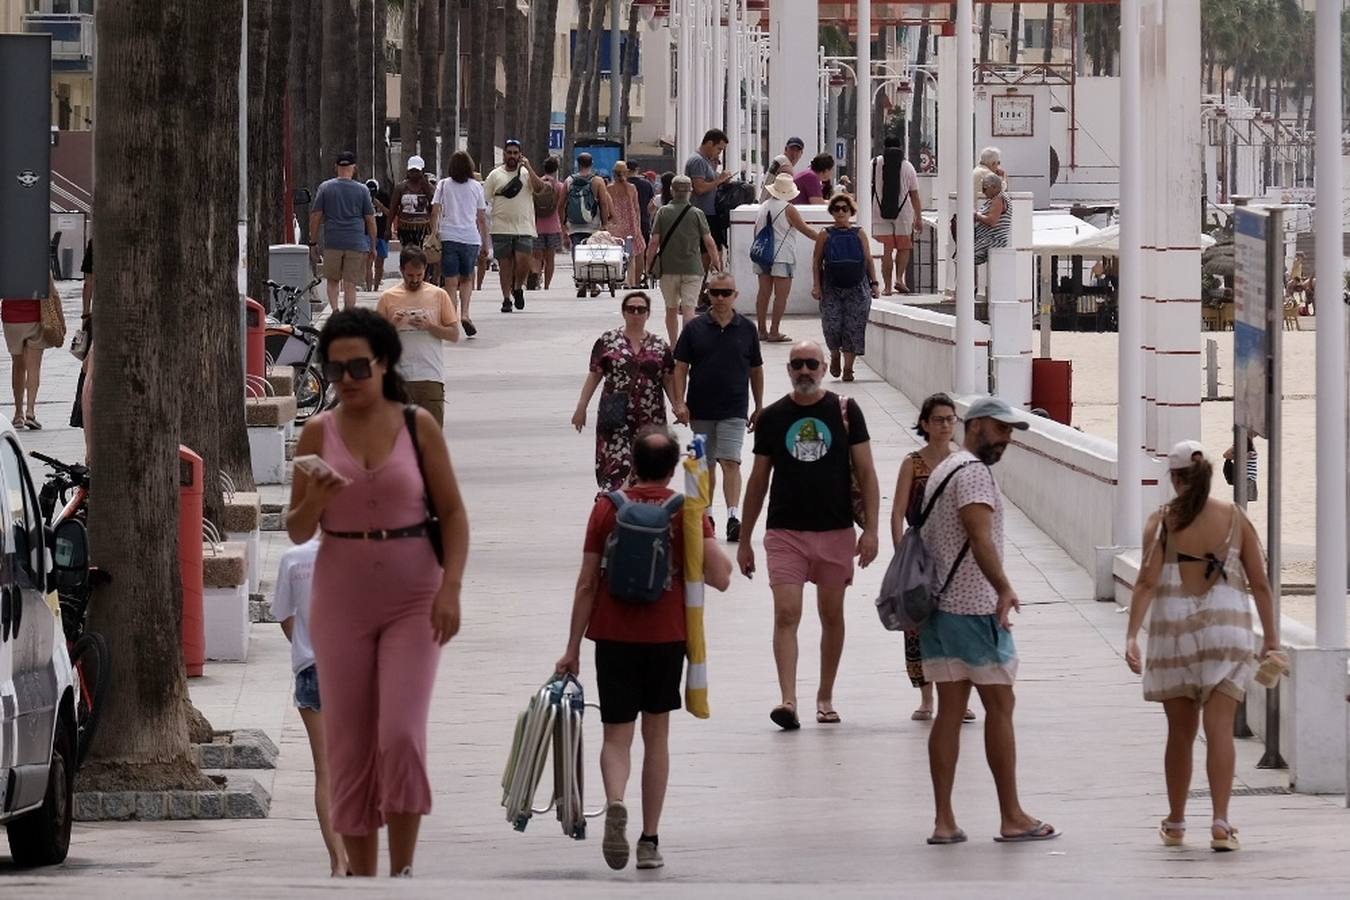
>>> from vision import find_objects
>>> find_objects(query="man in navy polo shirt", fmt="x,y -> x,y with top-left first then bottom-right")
672,271 -> 764,542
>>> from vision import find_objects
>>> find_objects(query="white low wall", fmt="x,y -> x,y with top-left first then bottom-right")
864,300 -> 989,405
727,204 -> 845,316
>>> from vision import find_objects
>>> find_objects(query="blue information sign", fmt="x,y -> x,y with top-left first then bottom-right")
549,126 -> 565,152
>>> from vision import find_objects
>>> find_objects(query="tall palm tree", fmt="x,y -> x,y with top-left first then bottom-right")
418,0 -> 440,171
468,0 -> 492,167
580,0 -> 607,132
375,0 -> 390,184
908,6 -> 930,167
565,0 -> 594,160
978,2 -> 993,67
440,0 -> 460,163
322,0 -> 351,162
1043,3 -> 1055,64
619,0 -> 639,144
503,0 -> 527,145
526,0 -> 560,162
302,0 -> 323,185
1009,4 -> 1021,64
400,0 -> 420,170
357,0 -> 375,178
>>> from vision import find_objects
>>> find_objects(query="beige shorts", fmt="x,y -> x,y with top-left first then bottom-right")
659,273 -> 704,310
323,249 -> 368,285
405,380 -> 445,426
4,321 -> 46,356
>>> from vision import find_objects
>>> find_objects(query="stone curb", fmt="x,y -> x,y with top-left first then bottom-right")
192,729 -> 279,770
74,772 -> 270,822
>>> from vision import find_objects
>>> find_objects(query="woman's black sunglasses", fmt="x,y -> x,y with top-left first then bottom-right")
789,358 -> 822,371
322,357 -> 374,382
829,205 -> 851,214
622,305 -> 650,314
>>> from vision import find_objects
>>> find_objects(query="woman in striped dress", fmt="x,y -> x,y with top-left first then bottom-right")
972,173 -> 1011,265
1125,441 -> 1279,853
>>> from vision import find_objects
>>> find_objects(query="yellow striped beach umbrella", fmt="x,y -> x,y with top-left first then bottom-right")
682,435 -> 711,718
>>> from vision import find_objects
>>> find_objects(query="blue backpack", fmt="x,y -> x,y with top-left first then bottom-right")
823,226 -> 867,288
567,176 -> 599,227
749,208 -> 780,269
602,490 -> 685,604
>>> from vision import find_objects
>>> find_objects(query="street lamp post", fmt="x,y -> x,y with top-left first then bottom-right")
1115,0 -> 1143,552
954,0 -> 976,394
857,0 -> 872,232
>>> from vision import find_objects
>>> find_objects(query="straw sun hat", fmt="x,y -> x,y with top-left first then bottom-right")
765,173 -> 800,202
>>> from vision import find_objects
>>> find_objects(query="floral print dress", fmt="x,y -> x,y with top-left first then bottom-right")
589,328 -> 674,490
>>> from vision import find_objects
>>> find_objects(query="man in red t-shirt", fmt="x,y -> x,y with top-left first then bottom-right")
556,426 -> 731,872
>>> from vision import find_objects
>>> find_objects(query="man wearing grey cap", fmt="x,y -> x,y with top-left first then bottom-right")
919,395 -> 1059,847
645,175 -> 721,345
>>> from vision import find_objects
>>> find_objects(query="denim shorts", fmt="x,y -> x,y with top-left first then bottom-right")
375,238 -> 390,259
441,240 -> 479,279
294,664 -> 322,711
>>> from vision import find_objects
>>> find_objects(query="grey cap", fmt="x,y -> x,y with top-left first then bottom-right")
671,175 -> 693,190
964,396 -> 1030,430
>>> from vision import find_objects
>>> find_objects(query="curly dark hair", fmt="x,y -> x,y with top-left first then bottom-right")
914,392 -> 956,440
318,308 -> 408,403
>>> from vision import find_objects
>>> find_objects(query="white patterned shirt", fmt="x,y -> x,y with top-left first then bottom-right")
922,450 -> 1003,616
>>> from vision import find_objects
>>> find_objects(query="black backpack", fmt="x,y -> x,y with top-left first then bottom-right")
874,148 -> 908,221
715,178 -> 756,218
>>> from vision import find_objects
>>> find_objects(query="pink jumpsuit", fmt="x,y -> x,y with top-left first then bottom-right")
310,413 -> 443,835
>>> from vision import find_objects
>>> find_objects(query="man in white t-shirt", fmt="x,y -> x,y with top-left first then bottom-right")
376,245 -> 460,426
919,396 -> 1059,847
483,139 -> 547,313
271,537 -> 348,877
871,136 -> 924,295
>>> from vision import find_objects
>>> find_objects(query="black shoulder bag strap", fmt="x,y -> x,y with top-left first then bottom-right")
649,203 -> 694,276
917,461 -> 976,594
403,406 -> 445,566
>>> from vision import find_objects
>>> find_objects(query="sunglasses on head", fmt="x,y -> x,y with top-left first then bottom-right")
622,305 -> 649,314
789,358 -> 822,371
708,288 -> 736,298
322,357 -> 374,382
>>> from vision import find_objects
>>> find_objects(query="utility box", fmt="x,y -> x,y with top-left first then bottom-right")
268,243 -> 314,324
1031,358 -> 1073,426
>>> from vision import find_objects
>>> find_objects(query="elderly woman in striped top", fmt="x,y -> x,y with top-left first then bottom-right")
1124,441 -> 1279,853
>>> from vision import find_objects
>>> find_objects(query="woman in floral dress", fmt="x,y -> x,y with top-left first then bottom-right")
572,292 -> 676,490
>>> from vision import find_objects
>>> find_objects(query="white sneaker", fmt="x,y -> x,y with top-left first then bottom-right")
602,801 -> 629,870
636,840 -> 664,870
393,866 -> 413,878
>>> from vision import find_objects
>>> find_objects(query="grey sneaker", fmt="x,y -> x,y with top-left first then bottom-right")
636,840 -> 664,870
602,801 -> 629,870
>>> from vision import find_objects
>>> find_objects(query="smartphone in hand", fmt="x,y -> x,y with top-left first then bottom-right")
293,454 -> 348,484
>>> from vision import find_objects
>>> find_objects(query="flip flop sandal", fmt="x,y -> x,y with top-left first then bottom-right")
24,416 -> 41,431
1160,819 -> 1186,847
766,333 -> 793,343
816,709 -> 841,724
994,821 -> 1060,843
963,708 -> 977,722
1210,820 -> 1240,852
769,704 -> 801,731
927,829 -> 968,845
11,416 -> 23,429
911,709 -> 934,721
841,370 -> 855,382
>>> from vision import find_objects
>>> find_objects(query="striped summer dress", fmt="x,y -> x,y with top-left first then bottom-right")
973,192 -> 1012,264
1141,508 -> 1258,704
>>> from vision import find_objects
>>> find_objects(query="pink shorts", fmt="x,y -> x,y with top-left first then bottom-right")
764,528 -> 856,587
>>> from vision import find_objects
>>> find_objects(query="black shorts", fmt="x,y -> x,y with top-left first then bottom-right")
593,640 -> 685,724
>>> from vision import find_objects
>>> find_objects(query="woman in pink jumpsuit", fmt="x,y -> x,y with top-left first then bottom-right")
288,309 -> 469,878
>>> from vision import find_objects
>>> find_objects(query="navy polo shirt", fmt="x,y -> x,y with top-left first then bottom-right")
673,311 -> 763,421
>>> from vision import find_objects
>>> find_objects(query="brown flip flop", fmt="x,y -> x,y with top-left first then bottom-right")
770,704 -> 801,731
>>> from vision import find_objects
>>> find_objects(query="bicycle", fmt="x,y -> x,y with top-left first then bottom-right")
30,451 -> 110,769
264,279 -> 335,422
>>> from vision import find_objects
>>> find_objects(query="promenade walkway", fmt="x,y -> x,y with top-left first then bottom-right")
6,277 -> 1348,895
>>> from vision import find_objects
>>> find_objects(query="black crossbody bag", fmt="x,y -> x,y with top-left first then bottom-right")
403,406 -> 445,566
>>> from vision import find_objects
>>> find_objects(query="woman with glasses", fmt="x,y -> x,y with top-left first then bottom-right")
890,393 -> 975,724
811,194 -> 880,382
287,308 -> 470,878
573,292 -> 677,491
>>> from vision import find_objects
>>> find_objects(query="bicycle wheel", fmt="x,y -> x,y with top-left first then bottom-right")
70,632 -> 110,769
294,364 -> 325,422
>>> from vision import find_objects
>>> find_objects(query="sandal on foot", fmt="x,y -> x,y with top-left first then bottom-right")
962,708 -> 977,723
911,708 -> 934,721
11,416 -> 22,429
770,703 -> 801,731
24,416 -> 41,431
829,352 -> 841,378
816,708 -> 841,725
994,821 -> 1060,843
766,333 -> 793,343
841,369 -> 855,382
1210,820 -> 1240,852
1160,819 -> 1186,847
927,829 -> 968,845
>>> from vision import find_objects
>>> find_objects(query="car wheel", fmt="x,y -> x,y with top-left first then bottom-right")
6,709 -> 75,866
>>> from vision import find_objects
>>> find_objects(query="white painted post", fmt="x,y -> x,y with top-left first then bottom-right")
954,0 -> 976,394
726,0 -> 740,171
678,0 -> 692,164
1314,0 -> 1347,648
712,0 -> 725,139
856,0 -> 872,232
1115,0 -> 1143,550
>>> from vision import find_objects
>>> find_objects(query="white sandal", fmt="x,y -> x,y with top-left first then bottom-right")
1159,819 -> 1186,846
1210,819 -> 1240,852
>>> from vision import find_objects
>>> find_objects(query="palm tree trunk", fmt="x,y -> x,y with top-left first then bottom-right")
909,13 -> 930,165
357,0 -> 375,178
303,0 -> 323,186
246,0 -> 269,306
288,0 -> 310,237
401,0 -> 421,169
374,0 -> 389,184
565,0 -> 593,161
1010,4 -> 1021,64
321,0 -> 348,163
1043,3 -> 1055,64
440,0 -> 460,162
527,0 -> 559,162
84,0 -> 235,791
418,0 -> 440,170
581,0 -> 607,133
503,0 -> 526,146
467,0 -> 489,168
978,2 -> 993,66
619,0 -> 638,144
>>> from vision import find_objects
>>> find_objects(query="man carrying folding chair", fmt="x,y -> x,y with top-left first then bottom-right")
556,427 -> 732,871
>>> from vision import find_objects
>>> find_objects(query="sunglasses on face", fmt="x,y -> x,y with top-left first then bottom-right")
829,206 -> 850,214
789,358 -> 822,371
708,288 -> 736,298
322,357 -> 374,383
622,305 -> 649,315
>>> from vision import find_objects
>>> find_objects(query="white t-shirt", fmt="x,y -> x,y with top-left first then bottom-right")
377,283 -> 459,383
270,539 -> 320,675
871,156 -> 920,228
433,177 -> 487,245
483,165 -> 538,237
922,450 -> 1004,616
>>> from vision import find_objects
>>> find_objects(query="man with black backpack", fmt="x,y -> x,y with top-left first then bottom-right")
918,396 -> 1059,847
564,153 -> 613,255
556,427 -> 732,872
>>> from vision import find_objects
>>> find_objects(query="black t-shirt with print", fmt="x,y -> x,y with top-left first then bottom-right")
752,391 -> 869,532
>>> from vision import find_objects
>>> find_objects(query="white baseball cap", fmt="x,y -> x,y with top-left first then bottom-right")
407,155 -> 426,172
1167,440 -> 1208,470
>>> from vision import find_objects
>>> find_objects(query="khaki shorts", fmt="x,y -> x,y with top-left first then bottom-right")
659,273 -> 704,310
406,380 -> 445,426
4,321 -> 46,356
323,249 -> 368,285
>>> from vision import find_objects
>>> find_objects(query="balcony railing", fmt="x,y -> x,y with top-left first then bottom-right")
23,13 -> 94,66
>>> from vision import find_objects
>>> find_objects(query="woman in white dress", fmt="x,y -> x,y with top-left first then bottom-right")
751,173 -> 819,343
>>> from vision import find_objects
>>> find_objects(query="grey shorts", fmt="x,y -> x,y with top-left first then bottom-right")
492,233 -> 535,258
535,232 -> 563,252
294,664 -> 322,711
690,417 -> 747,463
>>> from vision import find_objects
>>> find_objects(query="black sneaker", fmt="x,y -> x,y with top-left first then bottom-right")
514,287 -> 525,309
725,516 -> 741,543
526,273 -> 540,291
577,287 -> 587,298
462,319 -> 477,338
501,299 -> 513,313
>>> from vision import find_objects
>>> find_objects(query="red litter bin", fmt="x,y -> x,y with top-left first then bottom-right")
245,298 -> 266,396
179,446 -> 206,677
1031,358 -> 1073,426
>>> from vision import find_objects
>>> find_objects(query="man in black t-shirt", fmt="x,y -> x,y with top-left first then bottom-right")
735,340 -> 880,731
